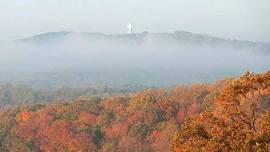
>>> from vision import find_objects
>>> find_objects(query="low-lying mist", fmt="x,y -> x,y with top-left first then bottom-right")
0,32 -> 269,89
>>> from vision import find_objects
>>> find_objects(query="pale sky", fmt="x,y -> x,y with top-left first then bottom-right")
0,0 -> 269,42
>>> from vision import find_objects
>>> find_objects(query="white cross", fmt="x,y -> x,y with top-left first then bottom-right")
127,23 -> 133,34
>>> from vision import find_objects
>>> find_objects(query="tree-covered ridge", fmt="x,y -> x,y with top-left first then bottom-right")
171,71 -> 270,152
0,84 -> 143,107
0,77 -> 232,152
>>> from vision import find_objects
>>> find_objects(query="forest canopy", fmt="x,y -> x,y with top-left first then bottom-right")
0,71 -> 269,152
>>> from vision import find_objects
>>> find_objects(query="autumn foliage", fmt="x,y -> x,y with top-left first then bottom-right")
0,71 -> 269,152
171,71 -> 270,152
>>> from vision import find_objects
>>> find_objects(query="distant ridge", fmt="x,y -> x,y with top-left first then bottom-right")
1,30 -> 269,89
19,31 -> 72,43
19,31 -> 269,43
17,31 -> 270,52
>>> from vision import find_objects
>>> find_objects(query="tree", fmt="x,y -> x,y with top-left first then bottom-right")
171,71 -> 270,152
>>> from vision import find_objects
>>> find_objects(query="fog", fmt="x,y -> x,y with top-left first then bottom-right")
0,32 -> 269,88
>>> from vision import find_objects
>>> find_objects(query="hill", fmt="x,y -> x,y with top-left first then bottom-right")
20,31 -> 270,51
0,31 -> 269,89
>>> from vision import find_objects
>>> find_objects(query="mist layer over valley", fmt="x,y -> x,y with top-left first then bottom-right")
0,31 -> 269,89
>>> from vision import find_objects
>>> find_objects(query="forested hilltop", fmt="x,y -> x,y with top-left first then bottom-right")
0,71 -> 268,152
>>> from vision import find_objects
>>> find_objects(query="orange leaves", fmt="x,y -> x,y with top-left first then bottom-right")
37,120 -> 96,152
126,112 -> 144,125
158,95 -> 178,119
16,106 -> 56,140
9,82 -> 215,152
176,109 -> 185,124
148,121 -> 178,152
16,108 -> 36,140
104,123 -> 128,139
103,96 -> 128,119
149,130 -> 162,139
128,89 -> 159,113
78,112 -> 97,125
215,71 -> 270,132
17,108 -> 33,122
187,103 -> 200,116
14,106 -> 98,152
171,71 -> 270,152
5,71 -> 270,152
37,106 -> 56,128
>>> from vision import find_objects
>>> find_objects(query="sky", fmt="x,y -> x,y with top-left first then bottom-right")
0,0 -> 270,42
